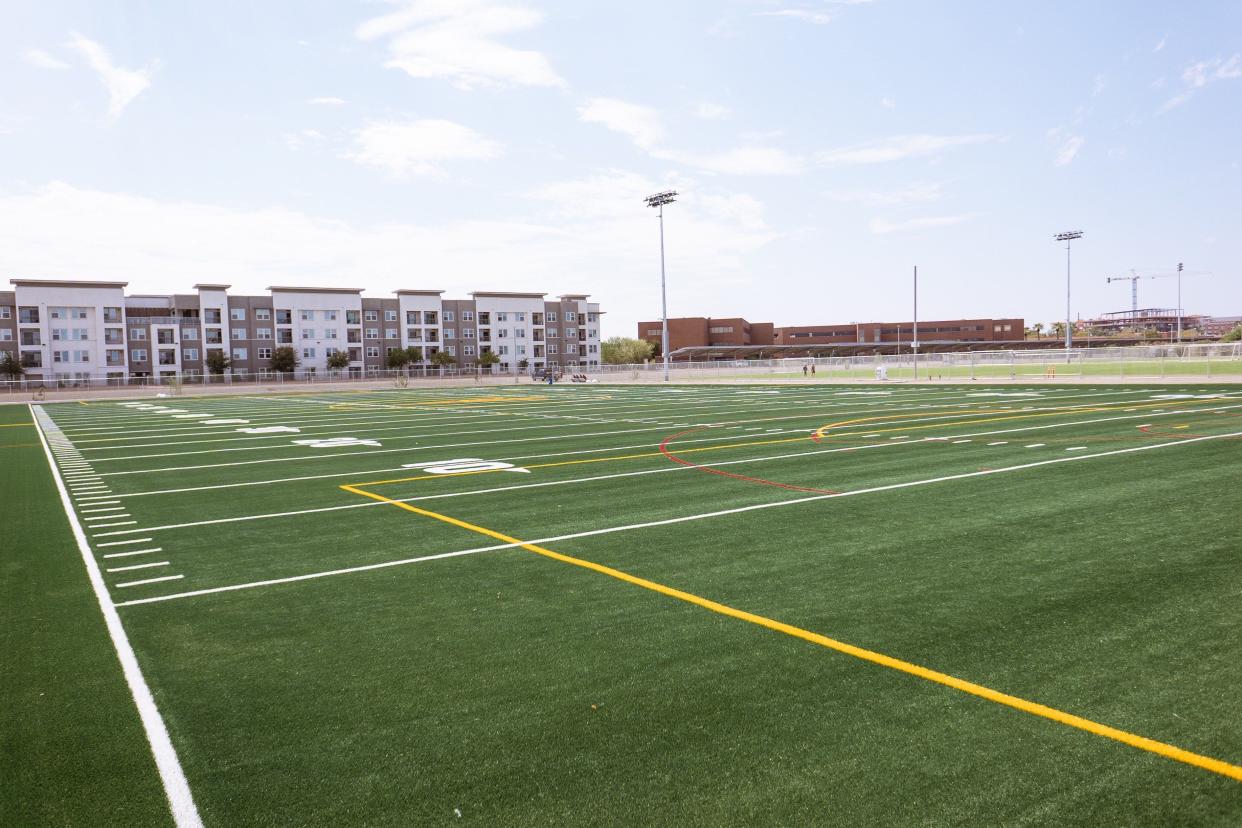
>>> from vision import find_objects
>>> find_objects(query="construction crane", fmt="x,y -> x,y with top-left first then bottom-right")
1105,265 -> 1209,341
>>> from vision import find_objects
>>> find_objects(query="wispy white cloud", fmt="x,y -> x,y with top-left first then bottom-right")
654,147 -> 806,175
816,133 -> 999,165
879,96 -> 896,109
693,101 -> 731,120
345,118 -> 502,175
1154,34 -> 1167,53
1159,54 -> 1242,112
1047,127 -> 1085,166
23,48 -> 70,70
578,97 -> 664,150
284,129 -> 328,151
66,33 -> 158,120
306,96 -> 347,106
356,1 -> 565,90
756,9 -> 834,25
825,182 -> 944,207
869,213 -> 977,235
1091,74 -> 1106,97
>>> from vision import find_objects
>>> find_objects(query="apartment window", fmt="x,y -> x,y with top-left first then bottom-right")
301,329 -> 315,340
565,344 -> 577,355
52,328 -> 68,341
498,345 -> 509,355
53,350 -> 69,363
366,346 -> 380,358
587,313 -> 598,323
50,307 -> 65,319
257,347 -> 272,360
158,349 -> 177,366
231,348 -> 248,361
72,308 -> 88,320
497,328 -> 509,339
325,310 -> 338,321
276,309 -> 292,325
205,329 -> 222,344
103,307 -> 122,323
130,328 -> 147,340
443,310 -> 455,322
255,328 -> 272,340
407,328 -> 423,341
424,311 -> 438,324
405,311 -> 421,325
517,345 -> 526,355
204,309 -> 222,324
348,348 -> 361,362
444,328 -> 456,339
181,328 -> 198,341
106,349 -> 125,366
324,328 -> 338,339
446,345 -> 456,356
346,310 -> 360,325
302,348 -> 316,359
158,330 -> 177,344
463,328 -> 475,339
255,308 -> 271,320
364,310 -> 378,322
588,344 -> 599,354
461,310 -> 474,322
230,308 -> 246,321
497,312 -> 508,322
425,330 -> 438,342
463,345 -> 476,356
277,330 -> 293,344
326,347 -> 341,357
384,328 -> 398,339
347,329 -> 361,343
515,328 -> 526,338
383,310 -> 396,322
74,350 -> 90,363
301,310 -> 314,321
566,327 -> 578,338
0,306 -> 10,319
0,330 -> 10,341
20,330 -> 41,346
183,348 -> 199,361
548,344 -> 558,354
365,328 -> 379,340
477,312 -> 490,325
565,311 -> 576,322
20,352 -> 42,368
546,311 -> 557,322
588,329 -> 598,339
19,307 -> 39,324
709,326 -> 734,334
232,328 -> 247,340
73,328 -> 88,340
131,348 -> 148,362
548,328 -> 558,338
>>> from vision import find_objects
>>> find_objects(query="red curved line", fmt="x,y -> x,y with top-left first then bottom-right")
659,428 -> 840,495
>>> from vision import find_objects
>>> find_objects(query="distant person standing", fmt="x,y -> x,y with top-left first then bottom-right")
811,364 -> 817,376
802,365 -> 808,376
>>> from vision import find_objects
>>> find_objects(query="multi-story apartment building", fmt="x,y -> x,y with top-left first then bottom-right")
1,280 -> 602,382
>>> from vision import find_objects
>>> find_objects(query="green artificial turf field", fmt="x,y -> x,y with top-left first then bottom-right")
5,383 -> 1242,825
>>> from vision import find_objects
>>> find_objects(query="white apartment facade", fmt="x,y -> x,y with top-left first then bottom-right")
1,280 -> 603,382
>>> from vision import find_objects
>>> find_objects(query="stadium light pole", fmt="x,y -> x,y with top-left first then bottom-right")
912,265 -> 919,382
1176,262 -> 1184,343
645,190 -> 677,381
1055,231 -> 1083,364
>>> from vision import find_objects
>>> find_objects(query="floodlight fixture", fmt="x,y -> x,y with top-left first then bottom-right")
646,191 -> 678,381
645,191 -> 678,209
1055,231 -> 1083,361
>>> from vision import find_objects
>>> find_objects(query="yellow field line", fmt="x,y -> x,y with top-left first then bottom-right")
338,483 -> 1242,783
0,421 -> 34,428
354,398 -> 1221,488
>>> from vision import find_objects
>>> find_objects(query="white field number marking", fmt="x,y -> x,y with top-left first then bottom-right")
292,436 -> 379,448
401,457 -> 531,475
239,426 -> 301,434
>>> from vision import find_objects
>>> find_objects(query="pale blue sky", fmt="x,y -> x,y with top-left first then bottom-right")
2,1 -> 1239,335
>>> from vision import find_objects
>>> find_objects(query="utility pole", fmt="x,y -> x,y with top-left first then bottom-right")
912,265 -> 919,382
645,191 -> 678,381
1177,262 -> 1184,343
1055,231 -> 1083,363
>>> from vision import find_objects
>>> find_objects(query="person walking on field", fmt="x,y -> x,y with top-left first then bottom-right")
811,364 -> 816,376
802,364 -> 808,376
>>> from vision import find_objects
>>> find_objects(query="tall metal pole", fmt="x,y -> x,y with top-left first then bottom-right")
1172,264 -> 1182,345
1055,231 -> 1082,364
646,190 -> 677,382
659,203 -> 669,382
912,265 -> 918,382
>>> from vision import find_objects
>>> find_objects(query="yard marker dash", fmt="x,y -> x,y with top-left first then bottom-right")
1024,444 -> 1046,448
97,537 -> 153,547
92,521 -> 137,529
104,548 -> 163,559
116,575 -> 185,588
107,561 -> 170,573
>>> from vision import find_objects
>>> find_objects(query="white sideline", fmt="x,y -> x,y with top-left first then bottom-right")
30,405 -> 202,828
112,428 -> 1242,607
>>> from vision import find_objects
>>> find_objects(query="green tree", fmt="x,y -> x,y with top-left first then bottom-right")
1221,324 -> 1242,342
1026,323 -> 1044,340
601,336 -> 655,364
477,350 -> 500,374
1050,322 -> 1066,340
0,351 -> 24,380
386,348 -> 410,371
205,349 -> 230,375
430,350 -> 456,375
270,346 -> 299,374
326,350 -> 350,370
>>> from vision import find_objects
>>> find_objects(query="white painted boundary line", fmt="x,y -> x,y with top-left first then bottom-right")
113,428 -> 1242,607
30,405 -> 202,828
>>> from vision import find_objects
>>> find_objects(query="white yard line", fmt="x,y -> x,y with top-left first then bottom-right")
112,429 -> 1242,607
116,575 -> 185,588
30,406 -> 202,827
107,561 -> 171,573
104,548 -> 163,559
